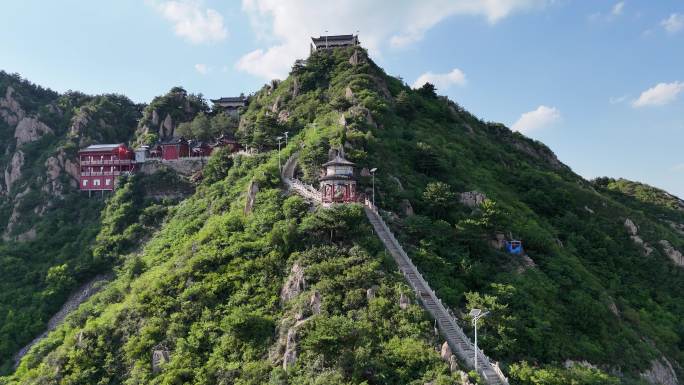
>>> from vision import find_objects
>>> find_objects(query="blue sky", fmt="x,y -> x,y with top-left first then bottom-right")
1,0 -> 682,197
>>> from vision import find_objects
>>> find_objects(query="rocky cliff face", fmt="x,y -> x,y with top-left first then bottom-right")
14,117 -> 53,146
4,150 -> 24,193
0,73 -> 139,242
136,87 -> 208,142
0,86 -> 25,126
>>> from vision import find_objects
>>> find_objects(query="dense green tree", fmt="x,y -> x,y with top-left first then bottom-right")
416,82 -> 437,98
423,181 -> 456,216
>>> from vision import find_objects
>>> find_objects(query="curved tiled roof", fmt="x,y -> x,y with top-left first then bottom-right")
323,155 -> 355,167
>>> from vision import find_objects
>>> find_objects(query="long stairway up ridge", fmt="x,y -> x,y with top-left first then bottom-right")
281,153 -> 508,384
363,201 -> 509,385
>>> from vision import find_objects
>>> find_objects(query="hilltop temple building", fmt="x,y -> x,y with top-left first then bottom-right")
211,95 -> 247,117
310,34 -> 359,52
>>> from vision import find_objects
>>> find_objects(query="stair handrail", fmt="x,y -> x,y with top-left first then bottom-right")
363,198 -> 509,385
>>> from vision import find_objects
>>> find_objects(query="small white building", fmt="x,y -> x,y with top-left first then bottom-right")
135,146 -> 149,163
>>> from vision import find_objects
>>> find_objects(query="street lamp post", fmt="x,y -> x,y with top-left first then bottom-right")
276,136 -> 284,172
370,167 -> 378,207
284,131 -> 289,146
469,308 -> 490,372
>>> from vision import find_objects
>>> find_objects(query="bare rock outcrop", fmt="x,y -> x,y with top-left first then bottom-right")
271,95 -> 281,113
456,370 -> 473,385
366,285 -> 378,300
3,188 -> 30,240
666,221 -> 684,236
440,341 -> 452,361
0,86 -> 25,126
338,113 -> 347,127
281,262 -> 306,304
608,299 -> 620,317
292,77 -> 300,98
69,109 -> 90,137
44,150 -> 79,194
459,191 -> 487,208
282,328 -> 298,369
345,86 -> 354,100
631,235 -> 654,255
449,354 -> 459,372
399,292 -> 410,310
659,240 -> 684,267
161,113 -> 174,139
509,137 -> 563,170
641,357 -> 679,385
624,218 -> 639,236
4,150 -> 24,193
277,110 -> 290,124
14,117 -> 53,146
151,109 -> 160,125
152,349 -> 171,373
16,228 -> 37,242
625,218 -> 654,255
244,180 -> 260,214
349,50 -> 362,66
309,290 -> 322,315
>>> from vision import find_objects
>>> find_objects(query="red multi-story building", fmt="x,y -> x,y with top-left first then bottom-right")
79,144 -> 136,191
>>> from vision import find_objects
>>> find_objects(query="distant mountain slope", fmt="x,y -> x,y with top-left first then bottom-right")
2,47 -> 683,385
0,72 -> 193,375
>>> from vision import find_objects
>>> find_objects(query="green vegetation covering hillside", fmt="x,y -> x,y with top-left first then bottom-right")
0,72 -> 185,374
1,47 -> 683,385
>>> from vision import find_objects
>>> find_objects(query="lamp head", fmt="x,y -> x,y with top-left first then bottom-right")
469,308 -> 482,317
370,167 -> 378,173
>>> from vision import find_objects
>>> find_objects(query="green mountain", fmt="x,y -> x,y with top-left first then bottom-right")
1,47 -> 683,385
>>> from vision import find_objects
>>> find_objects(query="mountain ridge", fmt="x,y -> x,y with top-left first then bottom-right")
0,47 -> 682,385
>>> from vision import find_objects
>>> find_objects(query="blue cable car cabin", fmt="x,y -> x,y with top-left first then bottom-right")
504,240 -> 523,255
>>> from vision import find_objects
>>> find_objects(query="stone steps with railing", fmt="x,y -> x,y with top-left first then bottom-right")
281,153 -> 507,384
363,199 -> 509,385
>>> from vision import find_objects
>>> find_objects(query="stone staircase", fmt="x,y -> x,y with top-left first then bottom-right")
289,178 -> 322,203
282,153 -> 324,205
281,153 -> 507,384
363,200 -> 508,385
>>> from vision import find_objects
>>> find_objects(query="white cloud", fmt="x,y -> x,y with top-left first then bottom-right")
588,1 -> 625,22
672,163 -> 684,172
609,94 -> 629,104
632,81 -> 684,107
511,105 -> 561,134
194,63 -> 209,74
661,13 -> 684,34
236,0 -> 550,79
412,68 -> 467,90
150,0 -> 227,44
611,1 -> 624,16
